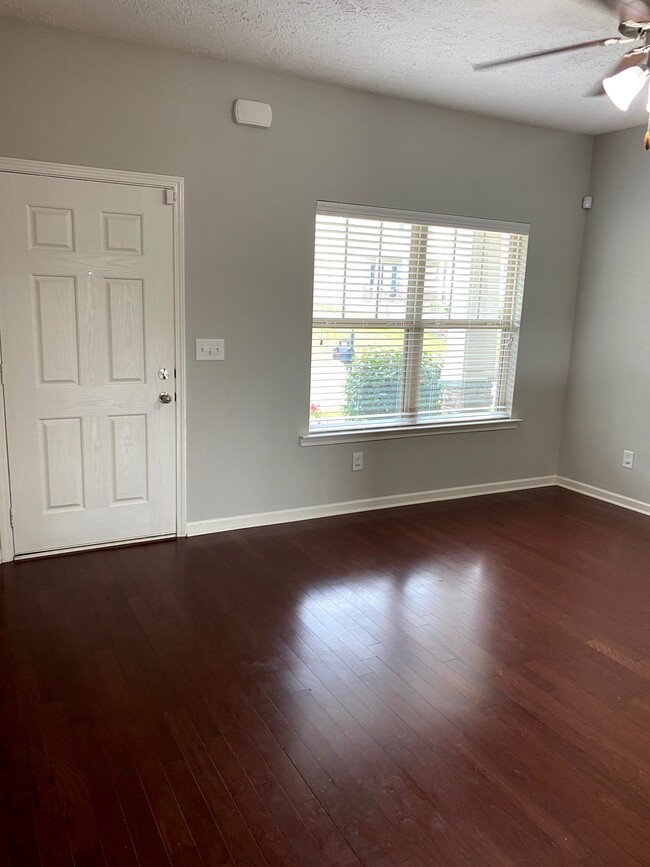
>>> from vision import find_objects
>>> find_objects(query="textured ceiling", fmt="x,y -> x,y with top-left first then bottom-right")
1,0 -> 647,134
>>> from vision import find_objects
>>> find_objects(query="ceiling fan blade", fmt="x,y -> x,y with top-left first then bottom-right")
592,0 -> 650,22
586,51 -> 643,95
618,1 -> 650,21
473,38 -> 625,71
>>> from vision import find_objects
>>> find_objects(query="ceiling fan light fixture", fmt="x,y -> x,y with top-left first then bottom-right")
603,64 -> 649,110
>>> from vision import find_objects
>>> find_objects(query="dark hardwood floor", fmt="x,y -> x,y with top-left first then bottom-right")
1,487 -> 650,866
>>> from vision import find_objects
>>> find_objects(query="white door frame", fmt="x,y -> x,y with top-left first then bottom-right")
0,157 -> 186,561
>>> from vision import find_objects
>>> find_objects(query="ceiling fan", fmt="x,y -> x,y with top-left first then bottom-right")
474,0 -> 650,148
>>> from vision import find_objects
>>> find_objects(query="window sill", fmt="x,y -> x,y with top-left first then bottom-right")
299,417 -> 522,446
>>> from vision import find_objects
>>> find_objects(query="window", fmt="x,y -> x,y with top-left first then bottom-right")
308,202 -> 529,435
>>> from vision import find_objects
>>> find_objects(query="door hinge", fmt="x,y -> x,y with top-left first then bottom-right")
164,189 -> 176,205
9,508 -> 14,528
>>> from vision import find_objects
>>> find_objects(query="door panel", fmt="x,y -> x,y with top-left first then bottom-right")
40,417 -> 85,511
33,275 -> 80,384
0,173 -> 177,555
110,414 -> 148,503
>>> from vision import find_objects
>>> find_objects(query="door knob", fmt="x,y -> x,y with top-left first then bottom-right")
159,392 -> 173,404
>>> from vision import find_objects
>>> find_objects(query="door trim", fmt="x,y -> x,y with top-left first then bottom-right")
0,157 -> 186,562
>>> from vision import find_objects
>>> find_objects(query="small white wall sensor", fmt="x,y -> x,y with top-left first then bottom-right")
233,100 -> 272,128
582,196 -> 593,210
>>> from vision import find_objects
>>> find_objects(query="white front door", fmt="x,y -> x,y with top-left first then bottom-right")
0,172 -> 177,555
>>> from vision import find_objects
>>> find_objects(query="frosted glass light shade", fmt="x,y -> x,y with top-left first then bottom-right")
603,65 -> 649,111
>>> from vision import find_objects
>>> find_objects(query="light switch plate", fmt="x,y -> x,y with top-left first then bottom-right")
196,338 -> 225,361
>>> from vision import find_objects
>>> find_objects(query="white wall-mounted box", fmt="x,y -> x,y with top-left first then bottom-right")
233,99 -> 272,128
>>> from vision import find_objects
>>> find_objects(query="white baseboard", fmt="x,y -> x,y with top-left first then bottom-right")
556,476 -> 650,517
186,475 -> 558,537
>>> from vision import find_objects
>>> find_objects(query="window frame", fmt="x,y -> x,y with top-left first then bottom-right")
303,202 -> 530,443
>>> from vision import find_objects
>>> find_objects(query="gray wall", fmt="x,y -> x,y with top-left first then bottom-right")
0,18 -> 592,523
560,126 -> 649,500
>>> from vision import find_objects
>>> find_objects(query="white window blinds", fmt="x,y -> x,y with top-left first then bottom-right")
308,202 -> 529,433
